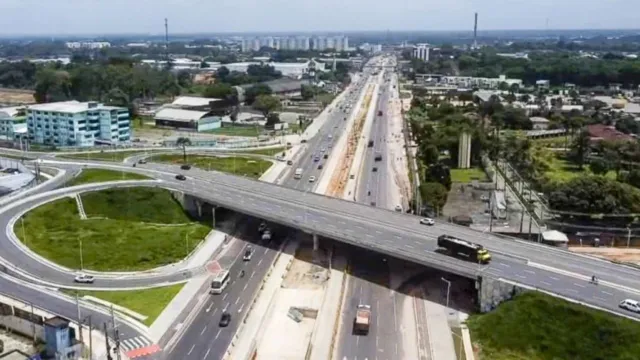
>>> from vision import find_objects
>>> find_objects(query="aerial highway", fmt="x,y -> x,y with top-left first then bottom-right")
337,66 -> 407,360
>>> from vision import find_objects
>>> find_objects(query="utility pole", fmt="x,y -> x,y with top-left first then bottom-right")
88,316 -> 93,360
76,294 -> 84,345
111,306 -> 121,360
30,303 -> 36,345
103,323 -> 112,360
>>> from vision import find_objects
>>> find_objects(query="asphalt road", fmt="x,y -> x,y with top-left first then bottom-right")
337,67 -> 408,360
164,219 -> 284,360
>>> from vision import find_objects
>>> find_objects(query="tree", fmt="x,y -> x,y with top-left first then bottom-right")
265,113 -> 281,128
203,83 -> 234,99
253,94 -> 281,117
589,158 -> 610,175
420,182 -> 449,216
568,129 -> 591,169
301,84 -> 316,100
175,137 -> 191,163
244,84 -> 272,104
458,92 -> 473,105
425,163 -> 452,190
200,61 -> 210,69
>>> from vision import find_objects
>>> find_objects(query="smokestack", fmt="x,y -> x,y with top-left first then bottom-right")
164,18 -> 169,61
473,12 -> 478,49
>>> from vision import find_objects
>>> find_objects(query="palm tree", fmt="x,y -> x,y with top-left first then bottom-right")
176,137 -> 191,163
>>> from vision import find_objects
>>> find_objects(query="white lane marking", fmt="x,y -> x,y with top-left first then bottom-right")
573,283 -> 586,288
345,229 -> 353,232
200,326 -> 207,335
339,221 -> 346,225
211,308 -> 218,316
395,236 -> 402,240
204,348 -> 211,359
223,293 -> 228,300
406,245 -> 415,250
258,259 -> 263,266
567,289 -> 578,293
550,276 -> 559,281
516,274 -> 527,279
524,270 -> 536,275
355,225 -> 364,230
251,270 -> 256,278
499,263 -> 510,268
366,234 -> 374,238
263,248 -> 268,255
215,329 -> 222,340
594,296 -> 608,302
187,345 -> 195,355
329,224 -> 336,228
206,302 -> 214,313
602,290 -> 614,296
235,297 -> 240,305
375,230 -> 382,234
540,281 -> 551,286
238,303 -> 245,313
243,283 -> 248,291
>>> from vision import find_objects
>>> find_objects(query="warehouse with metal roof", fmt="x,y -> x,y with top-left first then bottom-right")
154,108 -> 222,132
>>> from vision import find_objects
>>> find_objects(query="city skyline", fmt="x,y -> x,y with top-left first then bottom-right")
0,0 -> 638,36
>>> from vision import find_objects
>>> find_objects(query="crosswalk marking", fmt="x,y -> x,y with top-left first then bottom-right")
120,336 -> 152,351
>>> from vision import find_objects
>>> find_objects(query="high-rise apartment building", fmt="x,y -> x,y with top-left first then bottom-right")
296,37 -> 310,50
26,101 -> 130,147
413,44 -> 430,62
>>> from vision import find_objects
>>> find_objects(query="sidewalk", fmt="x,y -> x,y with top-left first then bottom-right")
184,230 -> 227,269
308,255 -> 346,360
225,241 -> 298,360
424,301 -> 457,360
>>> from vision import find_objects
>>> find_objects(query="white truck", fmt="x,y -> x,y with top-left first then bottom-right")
353,305 -> 371,335
294,168 -> 303,179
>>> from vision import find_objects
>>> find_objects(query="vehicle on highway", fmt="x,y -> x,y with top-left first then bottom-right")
308,176 -> 316,183
219,312 -> 231,327
258,222 -> 267,233
437,235 -> 492,264
301,139 -> 307,143
318,164 -> 323,170
374,153 -> 382,161
420,218 -> 435,226
175,174 -> 187,181
210,270 -> 231,294
262,230 -> 272,242
294,168 -> 303,179
138,159 -> 147,164
180,164 -> 191,170
313,155 -> 320,162
353,304 -> 371,335
323,154 -> 328,159
377,110 -> 383,116
372,167 -> 377,172
287,160 -> 293,165
243,249 -> 253,261
74,273 -> 94,284
368,140 -> 374,147
395,205 -> 402,212
619,299 -> 640,313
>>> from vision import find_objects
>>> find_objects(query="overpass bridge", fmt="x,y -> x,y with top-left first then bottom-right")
6,158 -> 640,320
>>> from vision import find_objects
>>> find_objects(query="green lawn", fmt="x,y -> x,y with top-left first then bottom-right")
66,284 -> 184,326
450,168 -> 488,183
149,154 -> 271,179
61,150 -> 160,162
16,188 -> 210,271
532,136 -> 571,148
233,146 -> 287,156
68,169 -> 150,186
467,292 -> 640,360
542,156 -> 616,183
205,126 -> 262,137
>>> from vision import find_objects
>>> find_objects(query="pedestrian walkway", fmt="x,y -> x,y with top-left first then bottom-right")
424,301 -> 457,360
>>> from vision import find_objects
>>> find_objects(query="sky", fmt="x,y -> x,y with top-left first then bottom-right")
0,0 -> 638,36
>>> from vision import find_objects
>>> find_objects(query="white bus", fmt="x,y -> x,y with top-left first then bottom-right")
294,168 -> 303,179
210,270 -> 230,294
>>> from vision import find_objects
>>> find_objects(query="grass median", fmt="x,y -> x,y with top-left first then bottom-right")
65,284 -> 184,326
149,154 -> 272,179
467,291 -> 640,360
16,187 -> 211,271
68,169 -> 150,186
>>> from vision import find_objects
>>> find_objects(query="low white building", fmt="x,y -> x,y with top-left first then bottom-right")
530,117 -> 550,130
213,60 -> 326,78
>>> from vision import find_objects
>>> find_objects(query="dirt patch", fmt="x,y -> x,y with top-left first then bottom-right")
570,247 -> 640,265
0,89 -> 35,105
282,244 -> 330,290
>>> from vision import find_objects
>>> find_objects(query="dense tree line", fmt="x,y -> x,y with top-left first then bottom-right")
457,50 -> 640,88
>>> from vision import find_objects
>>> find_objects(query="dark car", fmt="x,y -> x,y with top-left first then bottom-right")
318,164 -> 323,170
219,312 -> 231,327
180,164 -> 191,170
175,174 -> 186,181
372,167 -> 377,172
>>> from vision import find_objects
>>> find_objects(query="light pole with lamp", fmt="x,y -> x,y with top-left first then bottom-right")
79,237 -> 84,270
441,277 -> 451,309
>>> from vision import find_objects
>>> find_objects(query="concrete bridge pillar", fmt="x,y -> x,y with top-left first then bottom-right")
212,206 -> 217,228
195,200 -> 202,218
313,233 -> 319,251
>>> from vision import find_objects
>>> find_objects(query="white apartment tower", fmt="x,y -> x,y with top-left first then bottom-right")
413,43 -> 430,62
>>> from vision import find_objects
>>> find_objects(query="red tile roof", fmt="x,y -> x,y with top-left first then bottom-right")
587,124 -> 633,142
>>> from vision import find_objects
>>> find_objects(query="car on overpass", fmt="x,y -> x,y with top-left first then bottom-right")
74,273 -> 94,284
180,164 -> 191,170
175,174 -> 186,181
243,249 -> 253,261
420,218 -> 435,226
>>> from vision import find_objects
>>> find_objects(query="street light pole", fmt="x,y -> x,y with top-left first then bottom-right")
79,237 -> 84,270
441,277 -> 451,309
627,226 -> 631,248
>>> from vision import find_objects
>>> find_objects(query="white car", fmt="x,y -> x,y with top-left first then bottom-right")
394,205 -> 403,212
619,299 -> 640,313
243,249 -> 253,261
74,273 -> 94,284
420,218 -> 435,226
309,176 -> 316,183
